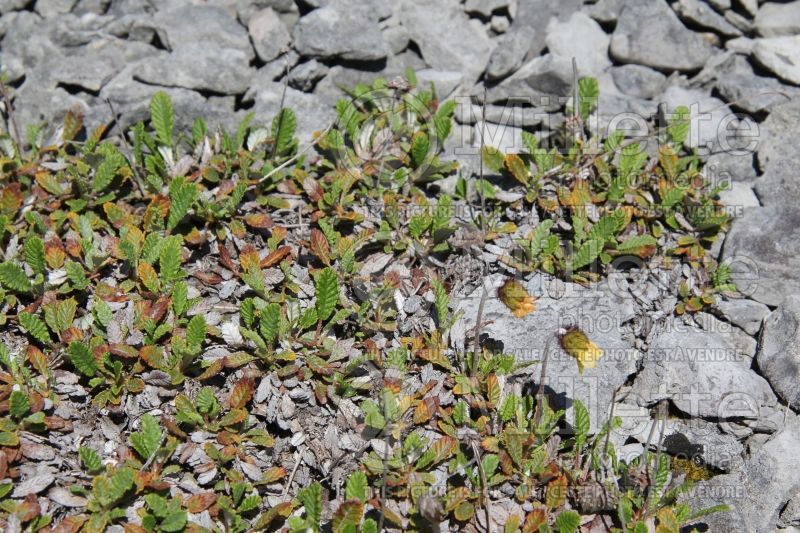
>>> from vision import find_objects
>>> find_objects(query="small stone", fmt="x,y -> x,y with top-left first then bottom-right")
674,0 -> 741,37
585,0 -> 624,24
485,26 -> 536,80
734,0 -> 758,18
415,69 -> 464,98
610,0 -> 717,72
725,10 -> 753,33
288,59 -> 328,92
724,36 -> 755,54
752,36 -> 800,84
36,0 -> 75,17
755,1 -> 800,37
491,15 -> 510,33
248,8 -> 291,63
716,298 -> 770,336
464,0 -> 509,17
382,23 -> 410,54
545,12 -> 611,76
293,4 -> 388,61
610,64 -> 666,100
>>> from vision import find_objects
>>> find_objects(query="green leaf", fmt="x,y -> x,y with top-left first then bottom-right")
259,302 -> 281,345
167,177 -> 198,230
362,518 -> 377,533
9,390 -> 30,419
240,298 -> 256,328
172,281 -> 189,317
94,149 -> 125,193
431,279 -> 449,329
345,471 -> 368,503
195,387 -> 218,415
65,261 -> 90,290
619,143 -> 648,181
668,105 -> 691,145
411,131 -> 429,167
23,236 -> 45,277
298,482 -> 322,531
186,315 -> 206,351
0,432 -> 19,446
150,91 -> 174,147
572,399 -> 589,452
68,341 -> 97,377
19,312 -> 51,345
106,466 -> 135,507
617,234 -> 657,252
272,107 -> 297,155
79,446 -> 103,474
130,414 -> 162,460
0,262 -> 32,293
434,99 -> 457,141
314,268 -> 339,323
571,239 -> 603,270
587,211 -> 625,244
578,77 -> 599,120
160,511 -> 188,532
159,235 -> 184,285
93,298 -> 113,328
554,510 -> 581,533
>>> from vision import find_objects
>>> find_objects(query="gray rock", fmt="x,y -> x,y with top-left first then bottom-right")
485,0 -> 582,80
152,4 -> 254,60
718,180 -> 759,210
694,312 -> 757,360
685,413 -> 800,532
248,8 -> 291,63
0,0 -> 30,13
724,36 -> 755,54
610,0 -> 717,72
674,0 -> 742,37
610,64 -> 666,100
715,298 -> 770,336
756,97 -> 800,171
456,273 -> 640,433
758,295 -> 800,409
752,36 -> 800,85
73,0 -> 110,15
628,317 -> 777,420
464,0 -> 509,17
49,38 -> 153,93
707,0 -> 731,11
288,60 -> 328,92
293,4 -> 388,61
721,205 -> 800,306
399,0 -> 491,84
382,23 -> 410,55
754,158 -> 800,209
779,493 -> 800,528
490,15 -> 510,34
36,0 -> 76,17
483,54 -> 574,106
725,10 -> 753,33
714,54 -> 800,114
134,45 -> 253,95
585,0 -> 624,24
703,150 -> 756,185
754,1 -> 800,37
545,12 -> 611,76
471,120 -> 525,154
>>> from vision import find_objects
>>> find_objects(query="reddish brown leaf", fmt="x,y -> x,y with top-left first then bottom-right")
191,271 -> 224,285
260,245 -> 292,268
309,229 -> 331,266
218,244 -> 238,273
244,213 -> 274,229
228,377 -> 255,409
185,491 -> 217,513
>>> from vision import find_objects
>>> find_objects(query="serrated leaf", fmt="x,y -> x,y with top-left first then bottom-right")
314,267 -> 339,322
617,234 -> 657,252
587,211 -> 625,244
259,302 -> 280,345
195,387 -> 217,415
332,500 -> 364,533
345,471 -> 368,502
9,390 -> 30,419
19,312 -> 51,345
23,236 -> 45,277
571,239 -> 603,270
411,131 -> 429,167
573,399 -> 589,452
555,510 -> 581,533
186,314 -> 206,351
130,414 -> 162,460
159,235 -> 184,285
0,432 -> 19,446
298,482 -> 322,531
167,177 -> 198,230
0,262 -> 31,293
272,107 -> 297,156
65,261 -> 89,290
498,278 -> 536,318
138,261 -> 160,293
578,77 -> 599,120
150,91 -> 174,147
171,281 -> 189,317
504,153 -> 529,186
79,446 -> 103,473
668,105 -> 691,145
431,279 -> 449,328
94,150 -> 125,193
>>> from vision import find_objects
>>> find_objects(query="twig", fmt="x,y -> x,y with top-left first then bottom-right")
282,444 -> 307,497
471,279 -> 488,376
646,400 -> 668,516
478,87 -> 488,235
471,440 -> 493,533
532,336 -> 553,428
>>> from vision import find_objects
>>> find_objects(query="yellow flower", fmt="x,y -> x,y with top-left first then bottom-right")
558,327 -> 603,374
497,278 -> 536,318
